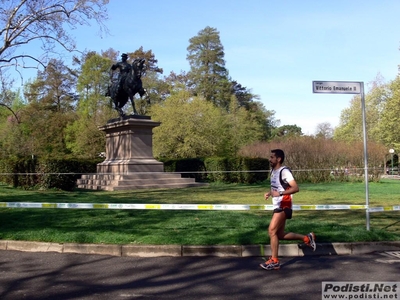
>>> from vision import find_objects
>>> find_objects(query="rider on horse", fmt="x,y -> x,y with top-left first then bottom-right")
111,53 -> 132,94
107,54 -> 149,117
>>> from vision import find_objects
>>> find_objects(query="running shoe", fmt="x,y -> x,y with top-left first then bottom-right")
306,232 -> 316,251
260,257 -> 280,270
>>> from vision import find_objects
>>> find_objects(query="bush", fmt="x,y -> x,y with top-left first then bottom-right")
162,158 -> 207,181
37,159 -> 98,191
240,157 -> 269,183
163,157 -> 269,184
0,158 -> 99,191
204,157 -> 230,182
0,157 -> 38,188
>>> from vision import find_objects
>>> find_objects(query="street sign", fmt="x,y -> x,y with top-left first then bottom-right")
312,81 -> 361,94
312,80 -> 370,230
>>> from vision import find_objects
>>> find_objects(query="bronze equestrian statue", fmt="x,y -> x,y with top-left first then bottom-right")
107,54 -> 148,116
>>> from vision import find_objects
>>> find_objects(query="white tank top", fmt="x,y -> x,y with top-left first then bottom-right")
270,166 -> 294,209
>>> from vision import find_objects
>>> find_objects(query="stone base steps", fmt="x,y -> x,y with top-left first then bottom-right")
77,173 -> 207,191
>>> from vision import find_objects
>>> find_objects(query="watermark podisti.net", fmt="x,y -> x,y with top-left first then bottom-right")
322,282 -> 399,299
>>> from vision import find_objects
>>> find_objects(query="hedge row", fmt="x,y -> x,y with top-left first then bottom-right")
0,157 -> 269,191
162,157 -> 269,184
0,158 -> 99,191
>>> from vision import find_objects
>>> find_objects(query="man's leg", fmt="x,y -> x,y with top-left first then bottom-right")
278,230 -> 316,251
268,211 -> 286,259
260,211 -> 286,270
279,231 -> 305,241
276,209 -> 316,251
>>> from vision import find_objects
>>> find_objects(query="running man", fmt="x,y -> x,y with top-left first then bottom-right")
260,149 -> 316,270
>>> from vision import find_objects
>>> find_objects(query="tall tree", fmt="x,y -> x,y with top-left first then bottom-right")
223,96 -> 265,156
0,89 -> 26,158
378,76 -> 400,149
186,26 -> 274,141
0,0 -> 109,144
0,0 -> 109,75
127,47 -> 163,75
315,122 -> 334,139
271,124 -> 303,138
334,77 -> 388,143
76,53 -> 111,114
150,90 -> 227,158
333,95 -> 363,142
162,70 -> 198,106
19,102 -> 75,157
24,59 -> 77,112
65,53 -> 113,157
12,59 -> 78,158
187,26 -> 231,107
0,73 -> 22,123
230,81 -> 257,110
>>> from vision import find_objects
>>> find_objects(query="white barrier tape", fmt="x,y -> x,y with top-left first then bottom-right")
0,202 -> 398,212
292,204 -> 366,210
0,202 -> 274,210
368,206 -> 400,212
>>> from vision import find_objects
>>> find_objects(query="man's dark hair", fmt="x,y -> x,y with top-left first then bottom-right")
271,149 -> 285,164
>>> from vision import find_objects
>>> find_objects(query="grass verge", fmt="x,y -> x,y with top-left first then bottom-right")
0,180 -> 399,245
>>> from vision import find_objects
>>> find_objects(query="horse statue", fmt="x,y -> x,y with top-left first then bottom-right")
107,57 -> 148,116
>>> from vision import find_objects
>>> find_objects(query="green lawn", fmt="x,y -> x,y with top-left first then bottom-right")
0,180 -> 399,245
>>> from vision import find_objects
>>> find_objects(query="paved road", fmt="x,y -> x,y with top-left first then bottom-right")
0,250 -> 399,300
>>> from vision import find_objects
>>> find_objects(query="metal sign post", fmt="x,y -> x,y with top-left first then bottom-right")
312,81 -> 370,230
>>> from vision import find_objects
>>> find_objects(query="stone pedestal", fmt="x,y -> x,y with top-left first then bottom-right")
96,116 -> 163,173
77,116 -> 207,191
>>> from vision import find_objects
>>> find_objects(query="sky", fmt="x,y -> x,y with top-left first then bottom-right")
25,0 -> 400,134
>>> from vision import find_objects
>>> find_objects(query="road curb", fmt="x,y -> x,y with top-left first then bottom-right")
1,240 -> 399,257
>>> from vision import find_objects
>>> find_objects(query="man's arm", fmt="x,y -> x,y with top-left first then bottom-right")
281,169 -> 299,195
284,179 -> 299,195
